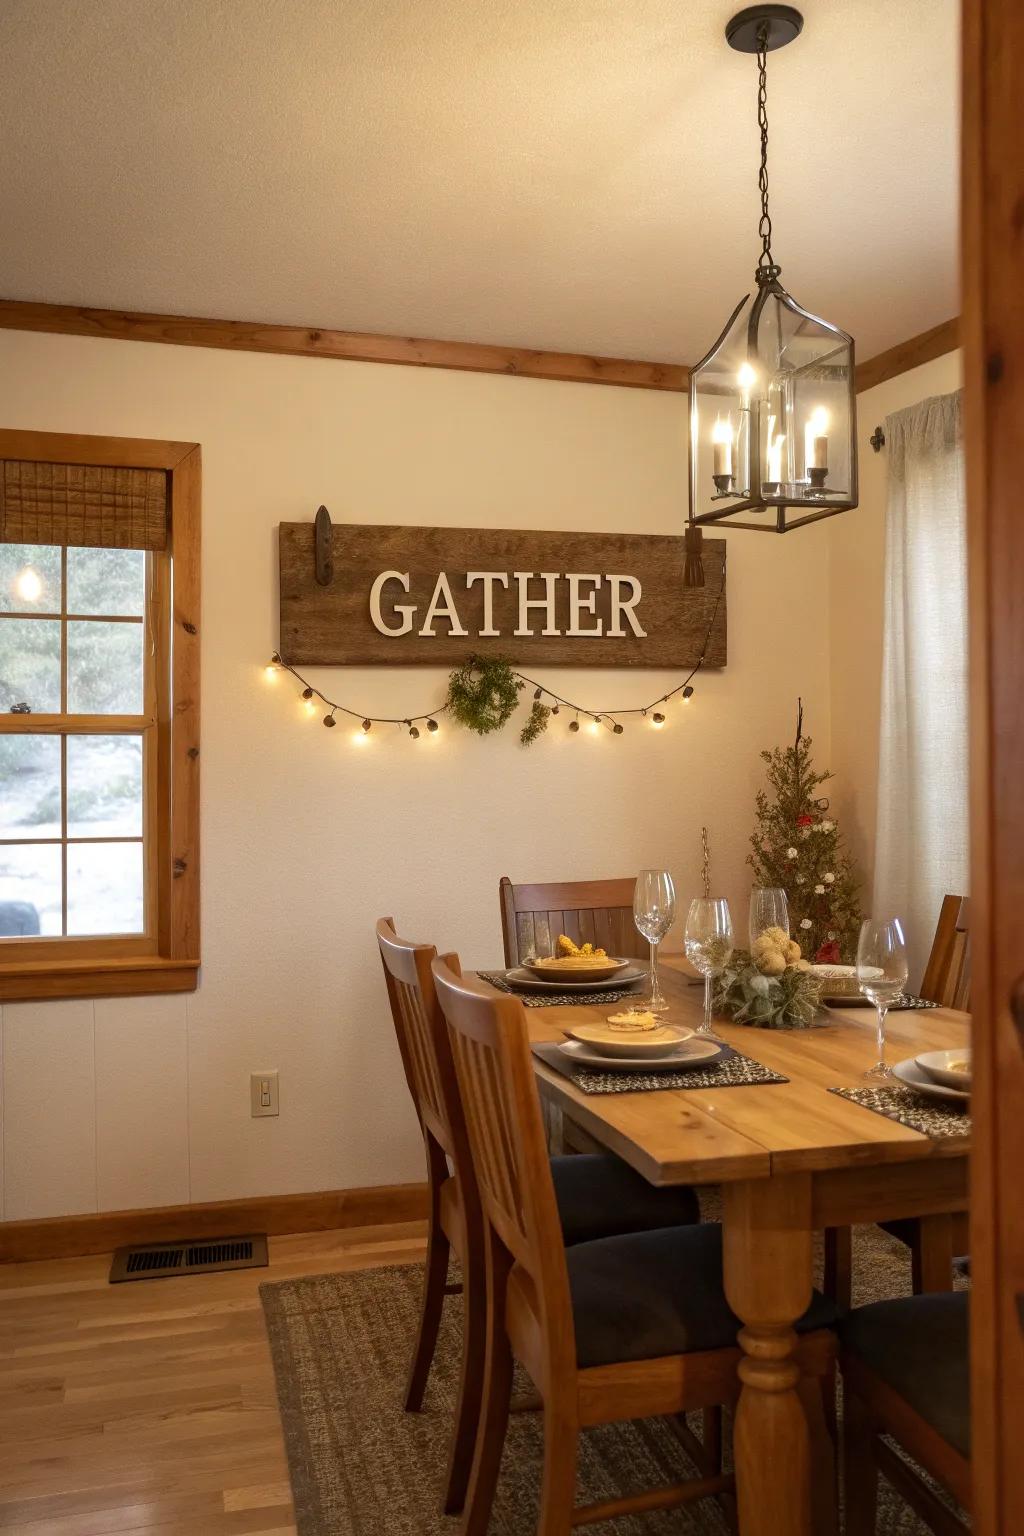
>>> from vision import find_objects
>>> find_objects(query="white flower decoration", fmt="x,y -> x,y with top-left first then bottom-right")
800,827 -> 811,839
824,872 -> 835,884
821,820 -> 834,832
814,883 -> 825,895
827,930 -> 836,940
786,847 -> 798,859
800,918 -> 813,930
795,874 -> 806,885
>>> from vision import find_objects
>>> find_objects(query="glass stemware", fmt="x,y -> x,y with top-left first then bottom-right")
633,870 -> 677,1014
856,916 -> 909,1078
685,897 -> 734,1034
749,886 -> 790,950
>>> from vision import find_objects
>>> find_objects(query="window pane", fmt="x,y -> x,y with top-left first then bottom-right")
67,842 -> 144,935
0,618 -> 61,712
67,734 -> 143,838
0,544 -> 61,613
0,843 -> 62,936
67,621 -> 144,713
0,735 -> 62,838
67,548 -> 145,617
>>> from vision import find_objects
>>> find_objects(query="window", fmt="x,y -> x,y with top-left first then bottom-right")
0,433 -> 200,999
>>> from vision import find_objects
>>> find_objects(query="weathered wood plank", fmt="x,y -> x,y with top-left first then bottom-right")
278,522 -> 727,668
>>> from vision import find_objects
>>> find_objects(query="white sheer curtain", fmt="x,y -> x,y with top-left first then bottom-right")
873,391 -> 968,987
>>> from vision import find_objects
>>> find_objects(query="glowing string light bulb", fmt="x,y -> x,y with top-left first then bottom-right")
15,567 -> 42,603
652,712 -> 666,728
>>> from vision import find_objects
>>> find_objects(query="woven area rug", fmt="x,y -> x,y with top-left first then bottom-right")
261,1219 -> 967,1535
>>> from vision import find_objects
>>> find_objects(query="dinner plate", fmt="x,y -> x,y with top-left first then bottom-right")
502,966 -> 646,995
557,1038 -> 723,1073
811,963 -> 881,1005
915,1049 -> 972,1090
891,1057 -> 970,1104
564,1021 -> 693,1059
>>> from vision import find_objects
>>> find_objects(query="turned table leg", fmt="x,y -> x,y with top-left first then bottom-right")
723,1174 -> 816,1536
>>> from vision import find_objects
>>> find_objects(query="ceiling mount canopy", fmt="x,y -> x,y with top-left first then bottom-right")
685,6 -> 858,586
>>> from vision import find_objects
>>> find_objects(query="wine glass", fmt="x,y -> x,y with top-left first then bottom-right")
749,887 -> 789,950
856,917 -> 909,1078
685,897 -> 734,1034
633,871 -> 676,1014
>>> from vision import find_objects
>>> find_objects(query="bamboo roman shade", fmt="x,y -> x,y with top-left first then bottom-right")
0,460 -> 168,550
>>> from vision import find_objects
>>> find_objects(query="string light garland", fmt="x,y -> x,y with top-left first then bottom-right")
266,572 -> 725,744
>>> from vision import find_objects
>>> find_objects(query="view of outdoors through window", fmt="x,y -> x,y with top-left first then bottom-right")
0,543 -> 148,938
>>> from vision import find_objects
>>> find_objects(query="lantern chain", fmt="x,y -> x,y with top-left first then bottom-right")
756,21 -> 775,276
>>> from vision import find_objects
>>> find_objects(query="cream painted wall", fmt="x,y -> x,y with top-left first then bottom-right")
827,351 -> 964,897
0,328 -> 832,1221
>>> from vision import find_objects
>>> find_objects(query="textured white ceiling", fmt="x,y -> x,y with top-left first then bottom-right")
0,0 -> 959,364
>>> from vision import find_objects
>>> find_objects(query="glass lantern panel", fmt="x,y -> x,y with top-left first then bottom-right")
690,295 -> 760,515
751,291 -> 854,505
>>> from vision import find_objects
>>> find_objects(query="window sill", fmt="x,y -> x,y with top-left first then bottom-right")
0,956 -> 199,1002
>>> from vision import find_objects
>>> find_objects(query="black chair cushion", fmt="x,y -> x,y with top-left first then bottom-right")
566,1221 -> 838,1368
550,1153 -> 700,1246
840,1292 -> 970,1458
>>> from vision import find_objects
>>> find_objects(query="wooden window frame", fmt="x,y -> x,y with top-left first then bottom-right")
0,429 -> 200,1000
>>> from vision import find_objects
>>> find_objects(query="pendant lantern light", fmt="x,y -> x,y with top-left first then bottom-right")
685,6 -> 858,586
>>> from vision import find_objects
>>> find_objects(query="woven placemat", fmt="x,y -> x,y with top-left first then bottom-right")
480,970 -> 647,1008
829,1083 -> 971,1137
532,1039 -> 788,1095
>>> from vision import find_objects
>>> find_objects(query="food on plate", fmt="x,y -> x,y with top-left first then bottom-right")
605,1010 -> 658,1033
557,934 -> 608,958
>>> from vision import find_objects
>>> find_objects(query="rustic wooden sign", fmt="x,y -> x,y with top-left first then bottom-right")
278,522 -> 727,668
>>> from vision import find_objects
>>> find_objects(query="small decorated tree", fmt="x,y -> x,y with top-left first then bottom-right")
747,702 -> 862,963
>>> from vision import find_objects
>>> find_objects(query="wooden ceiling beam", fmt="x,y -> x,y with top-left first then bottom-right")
0,298 -> 687,393
0,296 -> 960,396
854,317 -> 961,394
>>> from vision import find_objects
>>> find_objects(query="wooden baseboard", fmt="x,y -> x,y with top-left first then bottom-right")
0,1181 -> 429,1264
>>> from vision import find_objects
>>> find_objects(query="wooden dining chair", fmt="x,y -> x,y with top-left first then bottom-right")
824,895 -> 972,1310
920,895 -> 971,1011
376,919 -> 702,1515
841,1293 -> 970,1535
432,956 -> 839,1536
377,918 -> 485,1514
499,875 -> 649,967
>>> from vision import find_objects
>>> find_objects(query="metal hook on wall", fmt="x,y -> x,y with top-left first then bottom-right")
870,426 -> 886,453
314,504 -> 334,586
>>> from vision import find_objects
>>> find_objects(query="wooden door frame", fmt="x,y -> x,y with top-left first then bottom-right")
963,1 -> 1024,1529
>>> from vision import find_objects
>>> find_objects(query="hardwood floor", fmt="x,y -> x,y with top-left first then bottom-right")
0,1221 -> 428,1534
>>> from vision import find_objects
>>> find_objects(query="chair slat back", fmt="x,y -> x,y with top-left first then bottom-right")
499,875 -> 647,966
376,917 -> 464,1157
432,957 -> 571,1315
920,896 -> 972,1010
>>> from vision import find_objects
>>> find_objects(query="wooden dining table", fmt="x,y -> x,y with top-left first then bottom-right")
503,954 -> 971,1536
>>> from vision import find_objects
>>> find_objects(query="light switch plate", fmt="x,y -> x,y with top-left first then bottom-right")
250,1071 -> 279,1117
